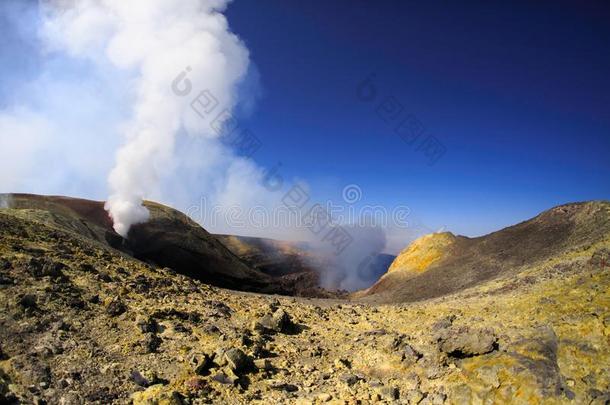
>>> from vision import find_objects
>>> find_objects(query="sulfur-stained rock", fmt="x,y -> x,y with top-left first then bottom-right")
377,385 -> 399,400
438,327 -> 497,357
476,365 -> 501,388
254,358 -> 272,371
132,384 -> 183,405
405,388 -> 425,404
507,325 -> 565,398
427,391 -> 447,404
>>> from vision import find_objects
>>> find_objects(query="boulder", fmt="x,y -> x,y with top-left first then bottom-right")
438,327 -> 497,358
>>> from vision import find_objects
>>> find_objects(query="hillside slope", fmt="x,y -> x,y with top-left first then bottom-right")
361,201 -> 610,303
3,194 -> 290,294
0,197 -> 609,403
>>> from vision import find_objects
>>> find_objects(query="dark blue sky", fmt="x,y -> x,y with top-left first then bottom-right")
226,0 -> 610,236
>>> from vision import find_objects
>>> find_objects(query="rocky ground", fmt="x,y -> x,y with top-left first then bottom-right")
1,204 -> 609,404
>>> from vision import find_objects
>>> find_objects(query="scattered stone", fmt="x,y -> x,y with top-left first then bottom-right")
428,391 -> 447,404
254,308 -> 296,334
202,324 -> 221,335
105,296 -> 126,316
142,333 -> 162,353
376,386 -> 399,400
267,380 -> 299,392
224,348 -> 251,374
204,300 -> 232,318
0,258 -> 11,270
130,370 -> 151,387
27,258 -> 65,278
0,274 -> 14,285
1,199 -> 607,404
136,315 -> 158,333
190,353 -> 213,375
78,263 -> 97,273
253,358 -> 272,371
18,294 -> 37,309
212,371 -> 238,385
339,373 -> 361,386
333,358 -> 351,370
401,343 -> 422,365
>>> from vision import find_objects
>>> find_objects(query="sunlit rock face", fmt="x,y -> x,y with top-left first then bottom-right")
361,201 -> 610,304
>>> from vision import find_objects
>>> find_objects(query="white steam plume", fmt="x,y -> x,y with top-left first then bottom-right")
0,1 -> 419,292
0,193 -> 13,209
42,0 -> 249,236
306,223 -> 388,291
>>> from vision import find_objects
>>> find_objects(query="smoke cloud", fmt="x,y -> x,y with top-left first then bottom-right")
302,222 -> 387,291
0,1 -> 423,291
0,193 -> 12,209
40,0 -> 250,236
0,0 -> 312,242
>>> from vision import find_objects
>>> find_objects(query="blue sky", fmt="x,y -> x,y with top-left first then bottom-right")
0,1 -> 609,247
225,0 -> 610,236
